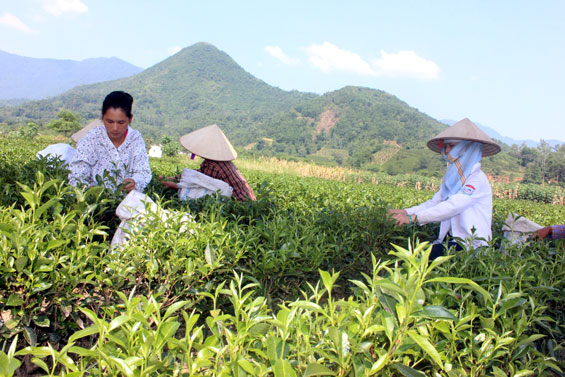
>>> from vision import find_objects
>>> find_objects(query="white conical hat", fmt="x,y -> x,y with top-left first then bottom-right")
179,124 -> 238,161
71,119 -> 103,143
427,118 -> 501,157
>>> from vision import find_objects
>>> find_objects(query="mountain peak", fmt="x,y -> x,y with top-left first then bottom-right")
142,42 -> 242,78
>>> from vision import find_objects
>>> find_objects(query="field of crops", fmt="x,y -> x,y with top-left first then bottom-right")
0,136 -> 564,376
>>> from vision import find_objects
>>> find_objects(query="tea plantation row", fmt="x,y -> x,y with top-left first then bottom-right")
0,136 -> 563,376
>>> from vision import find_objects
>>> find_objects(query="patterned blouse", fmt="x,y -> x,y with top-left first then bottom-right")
199,159 -> 256,201
68,126 -> 152,191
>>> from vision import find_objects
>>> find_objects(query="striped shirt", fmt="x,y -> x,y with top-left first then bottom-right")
551,224 -> 565,240
199,160 -> 256,201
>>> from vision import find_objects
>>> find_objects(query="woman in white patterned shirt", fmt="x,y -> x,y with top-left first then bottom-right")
68,91 -> 152,192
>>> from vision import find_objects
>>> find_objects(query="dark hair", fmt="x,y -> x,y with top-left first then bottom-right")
102,91 -> 134,118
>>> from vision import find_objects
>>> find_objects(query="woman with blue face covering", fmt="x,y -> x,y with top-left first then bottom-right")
388,118 -> 501,260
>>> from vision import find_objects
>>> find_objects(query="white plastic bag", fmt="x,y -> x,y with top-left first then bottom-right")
36,143 -> 76,166
177,168 -> 233,200
111,190 -> 192,247
111,190 -> 157,247
502,213 -> 543,245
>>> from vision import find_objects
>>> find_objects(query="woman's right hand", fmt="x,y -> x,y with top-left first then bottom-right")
122,178 -> 136,192
158,176 -> 179,190
532,226 -> 552,240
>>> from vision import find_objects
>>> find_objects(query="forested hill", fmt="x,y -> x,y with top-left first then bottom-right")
0,50 -> 142,100
0,42 -> 448,169
0,43 -> 316,139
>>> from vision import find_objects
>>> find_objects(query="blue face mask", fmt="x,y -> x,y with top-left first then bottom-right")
440,141 -> 483,200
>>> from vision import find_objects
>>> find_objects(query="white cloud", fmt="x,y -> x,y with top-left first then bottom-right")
0,12 -> 33,33
265,45 -> 299,66
372,50 -> 440,80
305,42 -> 376,76
42,0 -> 88,16
168,46 -> 182,55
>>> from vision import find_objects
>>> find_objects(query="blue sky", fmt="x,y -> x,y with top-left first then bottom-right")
1,0 -> 564,142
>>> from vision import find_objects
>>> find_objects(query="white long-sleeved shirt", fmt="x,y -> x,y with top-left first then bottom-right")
405,163 -> 492,247
68,126 -> 152,192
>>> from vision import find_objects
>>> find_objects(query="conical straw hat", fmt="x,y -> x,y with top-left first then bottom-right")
427,118 -> 501,157
179,124 -> 238,161
71,119 -> 103,143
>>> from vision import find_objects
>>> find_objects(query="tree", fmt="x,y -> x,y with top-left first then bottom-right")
161,135 -> 181,157
47,110 -> 82,137
537,140 -> 552,183
519,145 -> 538,167
546,144 -> 565,185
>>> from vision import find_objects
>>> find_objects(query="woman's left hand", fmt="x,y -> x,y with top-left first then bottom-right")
122,178 -> 136,192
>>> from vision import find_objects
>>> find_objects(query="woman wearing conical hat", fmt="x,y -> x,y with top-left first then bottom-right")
160,124 -> 256,201
388,118 -> 501,260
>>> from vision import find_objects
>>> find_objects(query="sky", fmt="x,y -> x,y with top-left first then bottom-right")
1,0 -> 564,142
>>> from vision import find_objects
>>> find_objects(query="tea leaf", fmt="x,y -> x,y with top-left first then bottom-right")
15,256 -> 28,272
109,356 -> 134,377
374,278 -> 405,297
425,277 -> 491,303
23,326 -> 37,346
368,353 -> 387,375
6,294 -> 24,307
109,315 -> 131,331
362,324 -> 386,337
407,330 -> 444,368
420,305 -> 456,320
492,366 -> 507,377
0,349 -> 21,376
205,243 -> 216,265
303,363 -> 336,377
68,325 -> 99,344
290,300 -> 323,314
514,370 -> 534,377
391,363 -> 427,377
515,334 -> 545,348
31,357 -> 50,373
45,239 -> 67,251
69,346 -> 98,358
163,300 -> 189,320
249,323 -> 270,336
273,359 -> 296,377
237,358 -> 256,375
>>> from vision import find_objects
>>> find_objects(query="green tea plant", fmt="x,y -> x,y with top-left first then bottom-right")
0,135 -> 563,375
14,242 -> 562,376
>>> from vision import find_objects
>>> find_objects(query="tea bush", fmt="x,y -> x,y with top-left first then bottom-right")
0,136 -> 563,376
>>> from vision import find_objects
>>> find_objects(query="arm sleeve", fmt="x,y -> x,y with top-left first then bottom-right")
409,171 -> 490,225
68,138 -> 95,187
414,191 -> 482,224
129,138 -> 152,192
551,225 -> 565,240
405,191 -> 443,215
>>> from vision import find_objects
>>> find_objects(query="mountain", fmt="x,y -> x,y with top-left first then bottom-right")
0,50 -> 143,100
0,42 -> 448,170
440,119 -> 563,148
0,43 -> 317,139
